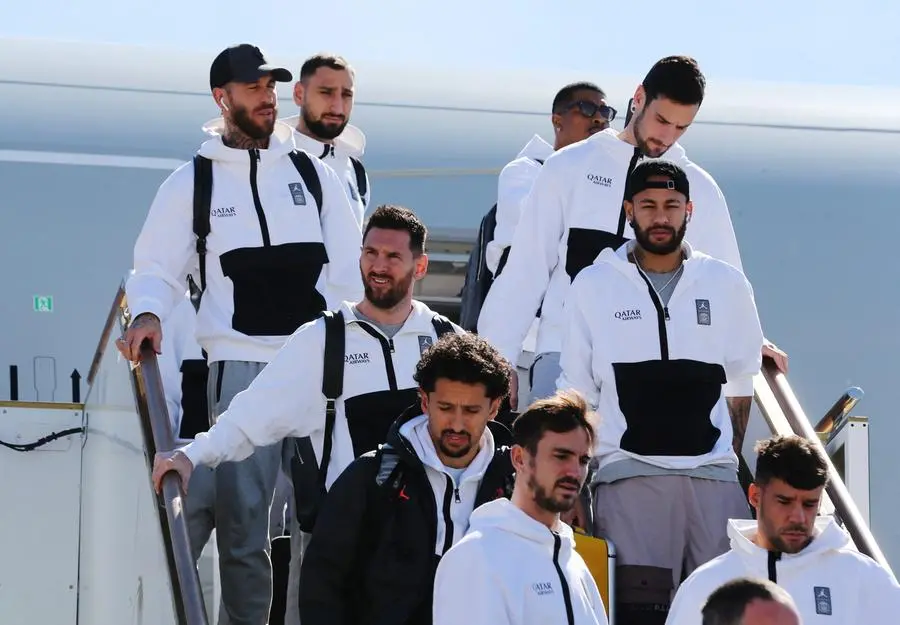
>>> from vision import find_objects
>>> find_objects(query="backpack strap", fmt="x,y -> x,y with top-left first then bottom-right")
191,154 -> 213,294
317,309 -> 345,490
430,314 -> 455,338
288,150 -> 324,217
349,156 -> 368,206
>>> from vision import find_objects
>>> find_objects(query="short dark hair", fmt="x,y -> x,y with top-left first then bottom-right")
642,55 -> 705,106
512,390 -> 595,455
754,434 -> 830,491
363,204 -> 428,256
624,160 -> 690,202
299,53 -> 354,82
552,82 -> 605,112
414,333 -> 511,401
702,577 -> 797,625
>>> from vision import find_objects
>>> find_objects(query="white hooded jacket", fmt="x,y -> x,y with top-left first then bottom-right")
281,115 -> 370,227
666,518 -> 900,625
126,120 -> 363,365
478,128 -> 742,367
559,240 -> 763,470
487,134 -> 553,355
181,299 -> 464,488
400,413 -> 499,555
433,498 -> 608,625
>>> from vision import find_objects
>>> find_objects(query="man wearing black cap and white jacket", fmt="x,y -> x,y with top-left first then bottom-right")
558,160 -> 765,624
119,43 -> 362,625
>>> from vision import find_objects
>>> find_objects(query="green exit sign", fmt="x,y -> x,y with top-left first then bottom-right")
33,295 -> 54,312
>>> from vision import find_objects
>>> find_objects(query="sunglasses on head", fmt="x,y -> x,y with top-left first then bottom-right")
562,100 -> 617,122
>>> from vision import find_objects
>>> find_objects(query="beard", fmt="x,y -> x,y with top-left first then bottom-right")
758,501 -> 814,554
528,466 -> 581,513
362,267 -> 414,310
303,109 -> 348,141
232,102 -> 275,140
633,110 -> 671,158
632,216 -> 687,255
438,430 -> 473,459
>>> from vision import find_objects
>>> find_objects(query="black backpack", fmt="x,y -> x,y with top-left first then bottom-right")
291,310 -> 455,533
458,158 -> 543,332
187,150 -> 324,303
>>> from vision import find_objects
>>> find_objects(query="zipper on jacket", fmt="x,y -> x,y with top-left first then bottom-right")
552,533 -> 576,625
615,146 -> 643,238
441,475 -> 455,554
355,322 -> 398,390
633,269 -> 670,360
767,550 -> 782,583
248,148 -> 271,247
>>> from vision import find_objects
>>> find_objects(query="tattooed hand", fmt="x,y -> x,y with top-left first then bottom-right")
727,396 -> 752,458
116,312 -> 163,362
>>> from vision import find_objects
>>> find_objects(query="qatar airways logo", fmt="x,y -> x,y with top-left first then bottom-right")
211,206 -> 236,218
532,582 -> 554,596
587,173 -> 613,187
614,309 -> 641,321
345,352 -> 370,365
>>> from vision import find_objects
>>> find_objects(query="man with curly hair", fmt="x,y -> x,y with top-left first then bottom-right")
298,332 -> 517,625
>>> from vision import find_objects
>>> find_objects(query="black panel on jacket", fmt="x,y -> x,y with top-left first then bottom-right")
219,241 -> 328,336
343,388 -> 421,457
613,358 -> 727,456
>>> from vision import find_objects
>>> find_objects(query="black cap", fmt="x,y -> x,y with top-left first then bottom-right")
624,160 -> 690,202
209,44 -> 293,90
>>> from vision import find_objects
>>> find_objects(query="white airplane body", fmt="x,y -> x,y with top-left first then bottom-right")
1,37 -> 899,571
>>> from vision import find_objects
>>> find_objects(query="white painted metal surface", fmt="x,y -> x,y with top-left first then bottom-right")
0,402 -> 83,625
826,417 -> 871,527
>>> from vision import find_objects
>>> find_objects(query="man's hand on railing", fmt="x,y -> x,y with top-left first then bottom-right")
762,339 -> 788,374
117,312 -> 163,362
152,450 -> 194,494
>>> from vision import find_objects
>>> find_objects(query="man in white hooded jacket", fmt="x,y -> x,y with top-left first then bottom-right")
433,389 -> 608,625
486,81 -> 615,403
283,53 -> 370,227
478,55 -> 787,404
122,43 -> 363,625
666,434 -> 900,625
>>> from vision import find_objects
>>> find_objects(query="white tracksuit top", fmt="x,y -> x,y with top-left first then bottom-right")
181,300 -> 464,489
666,517 -> 900,624
282,116 -> 370,227
478,128 -> 742,368
487,134 -> 554,355
126,120 -> 363,365
433,498 -> 608,625
558,240 -> 763,471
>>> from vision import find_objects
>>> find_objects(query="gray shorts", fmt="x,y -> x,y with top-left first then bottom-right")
593,474 -> 751,624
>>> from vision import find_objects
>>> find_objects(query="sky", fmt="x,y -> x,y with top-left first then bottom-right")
5,0 -> 900,88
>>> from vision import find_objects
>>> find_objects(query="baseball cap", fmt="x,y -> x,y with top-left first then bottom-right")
209,44 -> 293,90
624,160 -> 690,202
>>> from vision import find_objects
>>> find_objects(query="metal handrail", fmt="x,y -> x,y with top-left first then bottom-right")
760,358 -> 891,572
814,386 -> 864,436
129,341 -> 209,625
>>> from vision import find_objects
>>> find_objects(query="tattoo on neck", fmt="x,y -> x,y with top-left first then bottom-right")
222,124 -> 269,150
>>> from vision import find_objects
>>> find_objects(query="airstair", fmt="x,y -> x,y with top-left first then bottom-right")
0,285 -> 890,624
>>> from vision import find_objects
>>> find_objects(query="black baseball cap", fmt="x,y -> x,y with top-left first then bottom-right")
624,160 -> 690,202
209,44 -> 293,90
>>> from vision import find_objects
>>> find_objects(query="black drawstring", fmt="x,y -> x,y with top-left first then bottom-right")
767,550 -> 782,582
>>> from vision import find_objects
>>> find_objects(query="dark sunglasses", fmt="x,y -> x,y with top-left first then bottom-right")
561,100 -> 617,122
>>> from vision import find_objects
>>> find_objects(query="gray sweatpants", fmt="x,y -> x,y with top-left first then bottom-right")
593,474 -> 751,624
186,360 -> 285,625
528,351 -> 562,404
